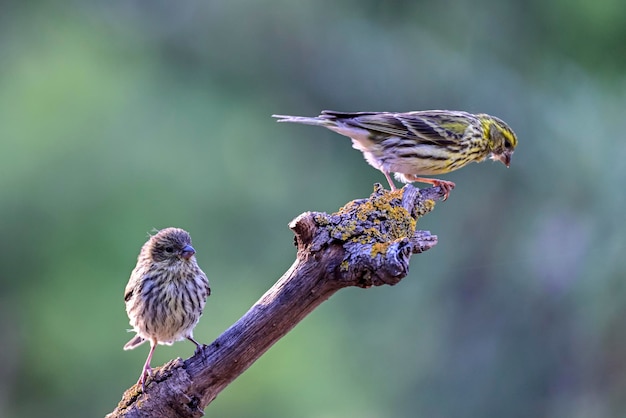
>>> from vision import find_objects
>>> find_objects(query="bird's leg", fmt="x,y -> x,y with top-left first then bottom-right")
383,171 -> 397,191
139,339 -> 158,391
404,175 -> 455,201
188,336 -> 207,355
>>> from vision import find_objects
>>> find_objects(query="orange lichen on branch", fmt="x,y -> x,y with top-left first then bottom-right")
324,184 -> 432,251
305,184 -> 441,287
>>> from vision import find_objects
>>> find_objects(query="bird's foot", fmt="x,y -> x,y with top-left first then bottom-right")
138,365 -> 153,391
193,344 -> 208,356
404,175 -> 455,201
431,180 -> 455,201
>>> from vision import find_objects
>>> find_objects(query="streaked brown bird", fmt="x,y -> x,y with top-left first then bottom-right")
273,110 -> 517,200
123,227 -> 211,390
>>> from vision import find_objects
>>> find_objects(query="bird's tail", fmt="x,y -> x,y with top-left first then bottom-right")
123,334 -> 146,350
272,114 -> 333,127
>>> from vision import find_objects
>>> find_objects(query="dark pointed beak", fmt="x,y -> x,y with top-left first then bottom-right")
180,245 -> 196,260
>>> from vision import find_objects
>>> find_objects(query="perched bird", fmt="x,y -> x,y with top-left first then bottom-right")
123,227 -> 211,390
273,110 -> 517,199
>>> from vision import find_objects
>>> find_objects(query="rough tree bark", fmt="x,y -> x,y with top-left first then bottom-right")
107,184 -> 445,418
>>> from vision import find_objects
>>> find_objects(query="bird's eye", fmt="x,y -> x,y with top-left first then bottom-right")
504,139 -> 513,149
165,246 -> 174,253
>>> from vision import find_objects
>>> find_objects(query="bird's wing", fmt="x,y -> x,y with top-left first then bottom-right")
323,110 -> 471,146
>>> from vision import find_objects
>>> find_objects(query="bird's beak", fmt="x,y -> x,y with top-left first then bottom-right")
498,151 -> 512,168
180,245 -> 196,260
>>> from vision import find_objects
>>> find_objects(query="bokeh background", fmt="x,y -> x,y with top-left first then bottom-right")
2,0 -> 626,417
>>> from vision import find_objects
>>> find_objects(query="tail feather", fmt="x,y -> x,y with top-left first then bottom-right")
272,114 -> 330,127
273,112 -> 373,142
273,111 -> 383,126
320,110 -> 382,118
123,334 -> 146,351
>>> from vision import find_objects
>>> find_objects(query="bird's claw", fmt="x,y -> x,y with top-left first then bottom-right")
138,365 -> 153,391
194,343 -> 208,356
433,180 -> 455,201
402,175 -> 455,201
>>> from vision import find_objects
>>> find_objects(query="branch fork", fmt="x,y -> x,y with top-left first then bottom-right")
108,184 -> 445,418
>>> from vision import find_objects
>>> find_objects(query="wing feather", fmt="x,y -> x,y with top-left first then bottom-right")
321,110 -> 474,146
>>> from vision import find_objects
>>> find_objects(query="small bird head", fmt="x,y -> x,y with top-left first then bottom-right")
480,115 -> 518,168
147,227 -> 197,264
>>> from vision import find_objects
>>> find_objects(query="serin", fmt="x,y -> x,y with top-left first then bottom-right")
123,227 -> 211,390
273,110 -> 518,199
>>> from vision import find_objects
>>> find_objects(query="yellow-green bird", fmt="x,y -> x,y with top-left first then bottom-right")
273,110 -> 518,199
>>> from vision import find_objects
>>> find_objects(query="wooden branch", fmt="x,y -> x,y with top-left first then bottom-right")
107,184 -> 444,418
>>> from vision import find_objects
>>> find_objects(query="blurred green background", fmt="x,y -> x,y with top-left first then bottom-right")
2,0 -> 626,417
